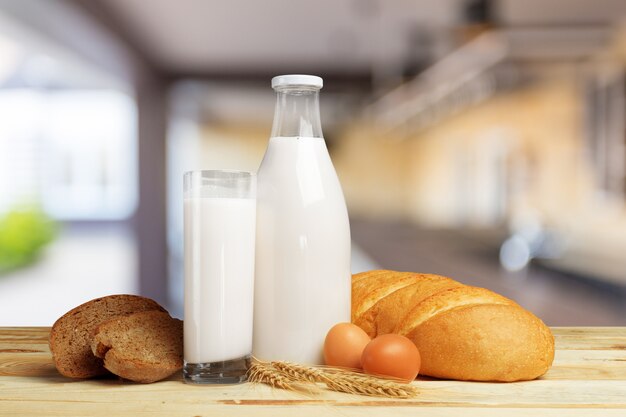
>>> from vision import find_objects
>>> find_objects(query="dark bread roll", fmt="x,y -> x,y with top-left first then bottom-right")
49,295 -> 166,378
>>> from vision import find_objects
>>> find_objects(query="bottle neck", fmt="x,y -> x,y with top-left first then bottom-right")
270,87 -> 323,138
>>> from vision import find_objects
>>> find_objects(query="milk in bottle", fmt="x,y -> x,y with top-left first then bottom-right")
253,75 -> 351,364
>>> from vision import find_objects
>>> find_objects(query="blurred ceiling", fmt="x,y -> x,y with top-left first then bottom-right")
95,0 -> 462,77
1,0 -> 625,90
92,0 -> 626,79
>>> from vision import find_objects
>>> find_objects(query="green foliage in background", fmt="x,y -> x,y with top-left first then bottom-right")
0,208 -> 57,274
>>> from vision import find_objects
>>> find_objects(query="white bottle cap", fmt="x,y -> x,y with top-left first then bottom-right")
271,74 -> 323,89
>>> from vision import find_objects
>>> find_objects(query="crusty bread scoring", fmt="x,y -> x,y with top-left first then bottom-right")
49,295 -> 166,378
351,271 -> 555,382
91,310 -> 183,383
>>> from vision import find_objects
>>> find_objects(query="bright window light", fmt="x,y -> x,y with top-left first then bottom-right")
0,89 -> 138,220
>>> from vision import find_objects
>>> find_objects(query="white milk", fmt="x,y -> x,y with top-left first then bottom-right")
184,197 -> 256,364
253,136 -> 351,364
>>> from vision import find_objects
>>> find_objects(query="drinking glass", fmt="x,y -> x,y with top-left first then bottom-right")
183,170 -> 256,384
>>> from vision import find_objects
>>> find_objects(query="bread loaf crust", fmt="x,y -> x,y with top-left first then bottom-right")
355,273 -> 463,337
351,271 -> 555,382
352,270 -> 417,319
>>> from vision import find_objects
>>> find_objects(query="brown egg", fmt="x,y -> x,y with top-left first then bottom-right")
361,334 -> 421,382
323,323 -> 371,369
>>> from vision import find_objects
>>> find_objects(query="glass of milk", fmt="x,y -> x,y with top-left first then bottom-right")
183,170 -> 256,384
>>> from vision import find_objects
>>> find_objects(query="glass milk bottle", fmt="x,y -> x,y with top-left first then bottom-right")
253,75 -> 351,364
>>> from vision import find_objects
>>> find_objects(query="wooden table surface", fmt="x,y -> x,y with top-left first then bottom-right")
0,327 -> 625,416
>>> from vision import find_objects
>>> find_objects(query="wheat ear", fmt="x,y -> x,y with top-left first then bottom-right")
267,361 -> 419,398
247,361 -> 301,391
324,373 -> 418,398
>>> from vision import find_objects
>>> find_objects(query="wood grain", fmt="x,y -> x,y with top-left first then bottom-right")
0,327 -> 624,416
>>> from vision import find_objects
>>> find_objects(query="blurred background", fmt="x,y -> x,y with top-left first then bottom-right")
0,0 -> 625,326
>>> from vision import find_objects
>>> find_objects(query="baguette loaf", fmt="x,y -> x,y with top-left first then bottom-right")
91,310 -> 183,383
352,270 -> 554,382
49,295 -> 166,378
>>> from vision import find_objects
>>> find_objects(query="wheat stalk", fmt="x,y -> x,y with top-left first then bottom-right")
271,361 -> 325,383
324,373 -> 418,398
247,361 -> 302,391
250,360 -> 419,399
